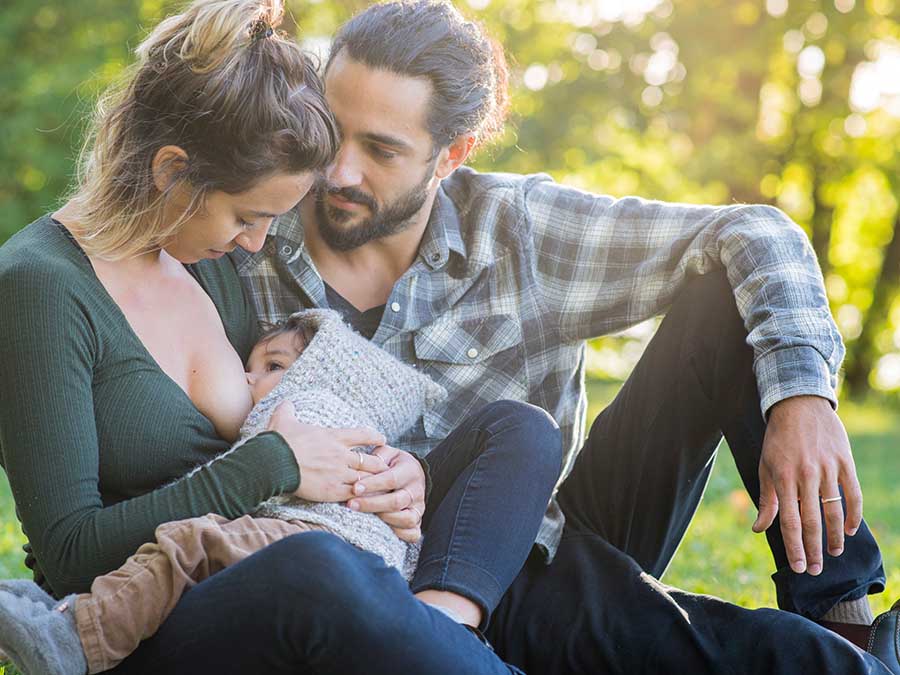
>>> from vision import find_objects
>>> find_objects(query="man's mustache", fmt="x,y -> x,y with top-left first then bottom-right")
320,184 -> 377,212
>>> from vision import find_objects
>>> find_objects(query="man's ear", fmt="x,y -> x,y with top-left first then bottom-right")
434,134 -> 476,179
151,145 -> 190,193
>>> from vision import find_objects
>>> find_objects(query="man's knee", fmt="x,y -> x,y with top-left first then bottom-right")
675,271 -> 740,324
672,270 -> 738,316
479,400 -> 562,474
481,399 -> 558,433
668,270 -> 750,359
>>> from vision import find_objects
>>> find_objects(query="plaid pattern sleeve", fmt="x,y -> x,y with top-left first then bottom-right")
524,176 -> 844,417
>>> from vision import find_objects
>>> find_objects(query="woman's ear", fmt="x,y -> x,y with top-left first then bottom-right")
151,145 -> 190,192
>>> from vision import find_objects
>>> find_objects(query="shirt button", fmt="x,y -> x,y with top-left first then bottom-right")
391,302 -> 401,312
281,245 -> 292,256
467,348 -> 479,359
431,253 -> 441,263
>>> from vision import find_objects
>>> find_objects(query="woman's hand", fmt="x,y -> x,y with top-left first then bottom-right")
267,401 -> 389,503
347,445 -> 427,543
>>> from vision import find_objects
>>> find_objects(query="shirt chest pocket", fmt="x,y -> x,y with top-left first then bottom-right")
413,314 -> 527,440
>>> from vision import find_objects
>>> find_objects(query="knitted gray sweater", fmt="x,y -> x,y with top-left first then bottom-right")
239,309 -> 445,580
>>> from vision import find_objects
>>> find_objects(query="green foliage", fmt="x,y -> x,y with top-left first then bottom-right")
0,488 -> 27,579
0,2 -> 142,242
4,0 -> 899,397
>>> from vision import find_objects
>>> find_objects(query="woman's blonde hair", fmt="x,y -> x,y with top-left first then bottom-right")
65,0 -> 337,260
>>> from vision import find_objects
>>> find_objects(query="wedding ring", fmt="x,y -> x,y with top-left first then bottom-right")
355,451 -> 364,470
821,496 -> 843,504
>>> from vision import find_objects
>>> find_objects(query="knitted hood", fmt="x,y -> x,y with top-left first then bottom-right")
241,308 -> 447,442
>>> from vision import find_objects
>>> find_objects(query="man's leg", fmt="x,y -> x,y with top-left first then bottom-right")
487,528 -> 891,674
555,270 -> 884,618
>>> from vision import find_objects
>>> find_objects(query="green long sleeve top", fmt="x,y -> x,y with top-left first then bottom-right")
0,215 -> 301,597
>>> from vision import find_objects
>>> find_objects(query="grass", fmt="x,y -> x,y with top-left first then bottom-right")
0,383 -> 897,672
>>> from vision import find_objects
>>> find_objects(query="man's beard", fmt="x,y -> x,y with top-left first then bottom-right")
314,165 -> 434,252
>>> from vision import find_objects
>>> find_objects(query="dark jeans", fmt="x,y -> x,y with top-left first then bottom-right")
110,400 -> 561,674
412,399 -> 563,627
485,271 -> 888,674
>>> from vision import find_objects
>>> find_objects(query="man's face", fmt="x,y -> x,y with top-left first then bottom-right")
316,50 -> 440,251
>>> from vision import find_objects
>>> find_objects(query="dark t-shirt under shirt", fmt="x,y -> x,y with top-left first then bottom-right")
323,283 -> 385,340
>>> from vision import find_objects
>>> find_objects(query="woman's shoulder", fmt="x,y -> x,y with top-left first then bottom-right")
0,214 -> 87,274
0,214 -> 96,303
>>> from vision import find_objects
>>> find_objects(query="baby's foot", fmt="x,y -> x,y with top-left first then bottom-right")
0,590 -> 88,675
0,578 -> 56,608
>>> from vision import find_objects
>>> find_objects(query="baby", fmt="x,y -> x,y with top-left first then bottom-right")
0,309 -> 563,675
199,308 -> 443,578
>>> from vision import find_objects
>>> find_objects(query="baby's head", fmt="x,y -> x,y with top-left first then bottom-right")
246,317 -> 316,404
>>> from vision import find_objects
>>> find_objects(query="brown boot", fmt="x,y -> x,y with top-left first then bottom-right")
821,600 -> 900,674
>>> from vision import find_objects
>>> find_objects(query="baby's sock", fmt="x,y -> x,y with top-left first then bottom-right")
0,581 -> 61,665
0,578 -> 57,608
0,590 -> 88,675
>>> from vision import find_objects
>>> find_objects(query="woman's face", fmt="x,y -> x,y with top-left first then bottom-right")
163,171 -> 316,263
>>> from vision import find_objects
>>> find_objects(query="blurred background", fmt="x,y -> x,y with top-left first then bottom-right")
0,0 -> 898,616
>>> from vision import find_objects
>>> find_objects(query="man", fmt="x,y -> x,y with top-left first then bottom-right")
232,1 -> 899,672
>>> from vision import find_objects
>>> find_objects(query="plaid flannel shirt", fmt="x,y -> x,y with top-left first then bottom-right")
231,166 -> 844,560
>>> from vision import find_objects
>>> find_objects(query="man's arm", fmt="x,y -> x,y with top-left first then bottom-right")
526,177 -> 858,574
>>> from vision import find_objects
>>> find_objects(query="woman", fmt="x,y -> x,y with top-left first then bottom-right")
0,1 -> 556,672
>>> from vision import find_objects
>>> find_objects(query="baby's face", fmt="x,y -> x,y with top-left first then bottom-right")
246,332 -> 304,404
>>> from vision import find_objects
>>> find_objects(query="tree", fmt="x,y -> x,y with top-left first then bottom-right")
3,0 -> 899,399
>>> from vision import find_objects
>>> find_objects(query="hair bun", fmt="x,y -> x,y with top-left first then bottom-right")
249,18 -> 275,43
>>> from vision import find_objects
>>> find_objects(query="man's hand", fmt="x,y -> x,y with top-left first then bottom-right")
347,445 -> 426,543
752,395 -> 863,576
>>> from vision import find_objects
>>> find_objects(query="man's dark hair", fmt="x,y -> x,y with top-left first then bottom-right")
327,0 -> 510,151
